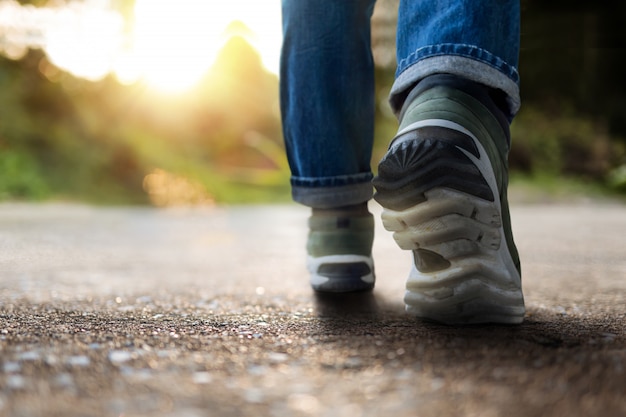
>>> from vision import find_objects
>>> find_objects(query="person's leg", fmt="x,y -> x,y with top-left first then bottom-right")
281,0 -> 377,208
390,0 -> 521,118
373,0 -> 525,323
280,0 -> 377,292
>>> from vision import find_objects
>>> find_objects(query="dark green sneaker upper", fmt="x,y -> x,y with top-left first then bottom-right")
375,76 -> 521,278
307,213 -> 374,258
306,208 -> 375,293
372,76 -> 525,323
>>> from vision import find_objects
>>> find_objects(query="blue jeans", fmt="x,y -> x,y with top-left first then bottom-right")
280,0 -> 521,208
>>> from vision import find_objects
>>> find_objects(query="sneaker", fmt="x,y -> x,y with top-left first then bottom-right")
307,205 -> 375,292
373,76 -> 525,324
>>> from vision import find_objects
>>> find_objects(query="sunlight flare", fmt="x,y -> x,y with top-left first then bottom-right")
0,0 -> 283,92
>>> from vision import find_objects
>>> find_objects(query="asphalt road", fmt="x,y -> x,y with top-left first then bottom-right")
0,201 -> 624,417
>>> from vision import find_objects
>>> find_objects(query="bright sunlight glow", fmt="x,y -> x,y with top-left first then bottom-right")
120,0 -> 283,92
0,0 -> 283,93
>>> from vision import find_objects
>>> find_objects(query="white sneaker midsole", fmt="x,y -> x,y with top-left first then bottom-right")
307,255 -> 375,286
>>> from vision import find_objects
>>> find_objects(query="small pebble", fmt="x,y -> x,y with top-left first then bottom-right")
3,362 -> 21,373
7,375 -> 26,390
54,373 -> 74,388
192,372 -> 212,384
268,352 -> 288,364
67,355 -> 90,367
108,350 -> 133,364
18,351 -> 40,361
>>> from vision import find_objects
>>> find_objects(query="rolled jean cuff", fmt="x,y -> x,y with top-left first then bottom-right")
390,54 -> 521,118
291,173 -> 374,208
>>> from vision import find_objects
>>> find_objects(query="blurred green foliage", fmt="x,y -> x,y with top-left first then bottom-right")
510,105 -> 623,179
0,36 -> 290,204
513,0 -> 626,190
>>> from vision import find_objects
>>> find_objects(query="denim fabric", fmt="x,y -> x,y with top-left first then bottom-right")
280,0 -> 377,208
391,0 -> 521,116
280,0 -> 520,208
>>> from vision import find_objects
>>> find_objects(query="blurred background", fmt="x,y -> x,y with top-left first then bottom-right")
0,0 -> 624,206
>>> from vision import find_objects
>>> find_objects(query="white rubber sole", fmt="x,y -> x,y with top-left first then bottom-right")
307,254 -> 375,293
382,188 -> 525,324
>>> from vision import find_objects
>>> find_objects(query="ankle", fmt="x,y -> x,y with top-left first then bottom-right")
311,202 -> 370,217
399,74 -> 511,134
